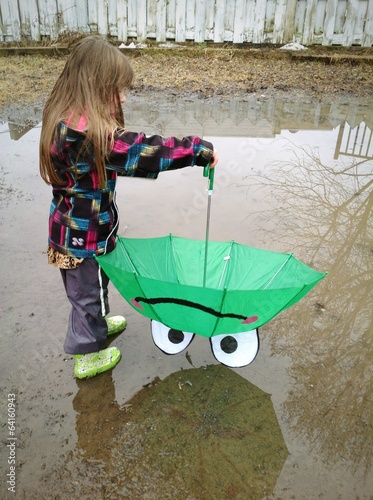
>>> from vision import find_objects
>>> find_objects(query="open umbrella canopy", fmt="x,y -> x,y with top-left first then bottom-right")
96,234 -> 327,338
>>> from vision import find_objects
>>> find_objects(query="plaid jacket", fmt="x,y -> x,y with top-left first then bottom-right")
48,121 -> 214,258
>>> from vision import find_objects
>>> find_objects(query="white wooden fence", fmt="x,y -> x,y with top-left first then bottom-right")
1,0 -> 372,46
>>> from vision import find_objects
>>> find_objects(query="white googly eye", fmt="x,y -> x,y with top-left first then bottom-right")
151,320 -> 195,355
210,329 -> 259,368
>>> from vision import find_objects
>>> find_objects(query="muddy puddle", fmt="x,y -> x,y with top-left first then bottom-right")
0,95 -> 372,499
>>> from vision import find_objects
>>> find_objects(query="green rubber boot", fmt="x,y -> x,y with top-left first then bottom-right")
74,347 -> 121,379
106,315 -> 127,336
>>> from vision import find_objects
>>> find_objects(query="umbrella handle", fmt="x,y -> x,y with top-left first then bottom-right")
203,163 -> 214,287
203,163 -> 215,191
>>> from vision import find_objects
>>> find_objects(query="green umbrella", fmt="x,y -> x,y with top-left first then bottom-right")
96,166 -> 326,366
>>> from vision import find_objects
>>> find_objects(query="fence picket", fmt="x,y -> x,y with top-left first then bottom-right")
283,0 -> 298,42
233,0 -> 246,43
175,0 -> 186,42
194,0 -> 206,42
156,0 -> 166,42
253,0 -> 267,44
214,0 -> 225,43
323,0 -> 339,45
98,0 -> 108,37
303,0 -> 318,44
137,0 -> 147,40
362,0 -> 373,46
116,0 -> 127,41
272,0 -> 288,44
343,0 -> 359,46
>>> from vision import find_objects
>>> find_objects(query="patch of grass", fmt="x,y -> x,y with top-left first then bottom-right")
0,44 -> 372,114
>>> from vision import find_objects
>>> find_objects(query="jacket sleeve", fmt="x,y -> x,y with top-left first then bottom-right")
107,130 -> 214,178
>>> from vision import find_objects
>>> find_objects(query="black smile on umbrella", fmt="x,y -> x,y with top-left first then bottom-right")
131,296 -> 259,324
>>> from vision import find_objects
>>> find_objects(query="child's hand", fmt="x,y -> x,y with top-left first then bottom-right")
210,151 -> 218,168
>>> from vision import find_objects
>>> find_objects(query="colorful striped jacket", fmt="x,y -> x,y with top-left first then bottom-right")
48,121 -> 214,258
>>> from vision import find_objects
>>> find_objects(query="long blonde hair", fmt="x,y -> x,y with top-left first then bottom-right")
39,36 -> 134,187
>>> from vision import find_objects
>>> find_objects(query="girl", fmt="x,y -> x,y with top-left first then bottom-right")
39,36 -> 218,379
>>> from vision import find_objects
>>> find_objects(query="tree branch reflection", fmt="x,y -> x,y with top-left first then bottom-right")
245,138 -> 373,472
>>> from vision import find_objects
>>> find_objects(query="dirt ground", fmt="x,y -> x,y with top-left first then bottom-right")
0,44 -> 372,118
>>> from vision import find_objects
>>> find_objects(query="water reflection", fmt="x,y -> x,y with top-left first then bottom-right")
3,96 -> 373,143
73,372 -> 122,465
72,366 -> 288,498
1,104 -> 41,139
334,121 -> 373,160
247,139 -> 373,472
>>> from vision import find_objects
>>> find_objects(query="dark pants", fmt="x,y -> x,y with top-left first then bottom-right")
60,259 -> 110,355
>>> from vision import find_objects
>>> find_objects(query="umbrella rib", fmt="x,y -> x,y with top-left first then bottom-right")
209,287 -> 228,333
260,253 -> 293,290
217,240 -> 234,290
118,237 -> 138,274
169,233 -> 180,284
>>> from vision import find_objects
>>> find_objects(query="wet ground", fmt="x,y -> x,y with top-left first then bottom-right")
0,92 -> 372,499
